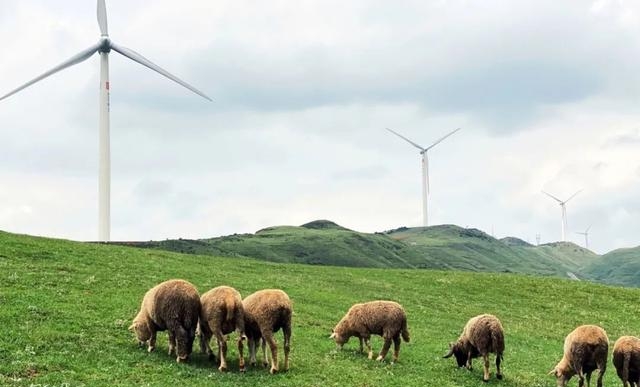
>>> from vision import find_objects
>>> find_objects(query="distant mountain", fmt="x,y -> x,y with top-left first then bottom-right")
582,246 -> 640,287
127,223 -> 421,268
385,225 -> 599,277
123,221 -> 604,281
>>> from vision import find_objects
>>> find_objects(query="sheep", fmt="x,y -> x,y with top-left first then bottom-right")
549,324 -> 608,387
330,300 -> 410,363
129,279 -> 200,363
242,289 -> 292,374
613,335 -> 640,387
443,313 -> 504,382
198,285 -> 246,372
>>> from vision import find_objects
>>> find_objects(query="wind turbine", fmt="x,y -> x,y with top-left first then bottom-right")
576,225 -> 592,249
0,0 -> 211,242
542,189 -> 582,242
386,127 -> 461,227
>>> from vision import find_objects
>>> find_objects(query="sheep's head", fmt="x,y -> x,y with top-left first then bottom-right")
549,363 -> 573,387
443,342 -> 467,368
129,320 -> 151,344
329,329 -> 347,348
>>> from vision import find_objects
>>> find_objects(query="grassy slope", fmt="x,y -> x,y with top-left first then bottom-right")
129,222 -> 601,281
129,220 -> 421,268
1,230 -> 638,387
582,246 -> 640,287
386,225 -> 600,277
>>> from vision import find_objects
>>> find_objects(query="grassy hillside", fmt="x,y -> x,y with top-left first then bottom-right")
385,225 -> 599,277
126,221 -> 601,281
1,230 -> 639,387
127,220 -> 422,268
582,246 -> 640,287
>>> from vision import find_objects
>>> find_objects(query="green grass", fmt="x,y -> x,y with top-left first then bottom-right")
1,230 -> 638,387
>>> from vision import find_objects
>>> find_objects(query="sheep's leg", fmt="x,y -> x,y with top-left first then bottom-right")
263,332 -> 279,374
466,352 -> 473,370
496,354 -> 503,380
595,365 -> 605,387
174,325 -> 191,363
168,331 -> 176,356
216,330 -> 228,372
148,330 -> 157,353
237,335 -> 246,372
482,353 -> 490,382
283,321 -> 292,371
364,337 -> 373,360
391,336 -> 401,363
576,368 -> 585,387
199,322 -> 214,360
261,337 -> 269,368
249,338 -> 257,367
359,337 -> 364,353
376,337 -> 392,362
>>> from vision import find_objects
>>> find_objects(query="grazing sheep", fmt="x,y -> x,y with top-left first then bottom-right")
198,285 -> 246,372
330,300 -> 410,363
550,324 -> 608,387
242,289 -> 292,374
613,335 -> 640,387
129,279 -> 200,363
444,314 -> 504,382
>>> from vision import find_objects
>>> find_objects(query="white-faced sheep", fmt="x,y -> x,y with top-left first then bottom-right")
330,300 -> 410,363
550,324 -> 608,387
129,279 -> 200,363
198,285 -> 246,372
242,289 -> 292,374
444,313 -> 504,382
613,335 -> 640,387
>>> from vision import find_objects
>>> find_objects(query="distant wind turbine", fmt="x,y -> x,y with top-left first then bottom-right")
542,189 -> 582,242
386,127 -> 461,227
576,225 -> 592,249
0,0 -> 211,242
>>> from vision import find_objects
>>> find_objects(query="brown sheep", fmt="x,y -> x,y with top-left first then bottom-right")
444,314 -> 504,382
550,324 -> 608,387
330,300 -> 410,363
613,335 -> 640,387
129,279 -> 200,363
242,289 -> 292,374
198,285 -> 246,372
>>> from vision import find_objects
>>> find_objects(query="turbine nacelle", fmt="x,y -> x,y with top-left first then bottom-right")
98,37 -> 112,53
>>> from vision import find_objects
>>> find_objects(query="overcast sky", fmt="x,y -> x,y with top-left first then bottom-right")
1,0 -> 639,253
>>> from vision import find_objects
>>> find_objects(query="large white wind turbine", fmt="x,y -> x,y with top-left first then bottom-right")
542,189 -> 582,242
576,225 -> 592,249
386,127 -> 461,227
0,0 -> 211,242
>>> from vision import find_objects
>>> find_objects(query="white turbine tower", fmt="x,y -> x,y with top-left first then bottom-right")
386,127 -> 461,227
542,189 -> 582,242
0,0 -> 211,242
576,225 -> 592,249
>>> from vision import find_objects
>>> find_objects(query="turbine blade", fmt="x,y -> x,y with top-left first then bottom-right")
585,224 -> 592,233
564,189 -> 583,204
426,127 -> 462,151
110,42 -> 212,101
541,190 -> 563,203
385,128 -> 424,150
0,43 -> 101,102
97,0 -> 108,36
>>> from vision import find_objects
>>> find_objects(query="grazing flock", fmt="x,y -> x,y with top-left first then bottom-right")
130,279 -> 640,385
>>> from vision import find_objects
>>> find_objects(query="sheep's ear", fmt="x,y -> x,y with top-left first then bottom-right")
443,344 -> 455,358
329,332 -> 336,339
128,323 -> 136,332
548,367 -> 557,376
